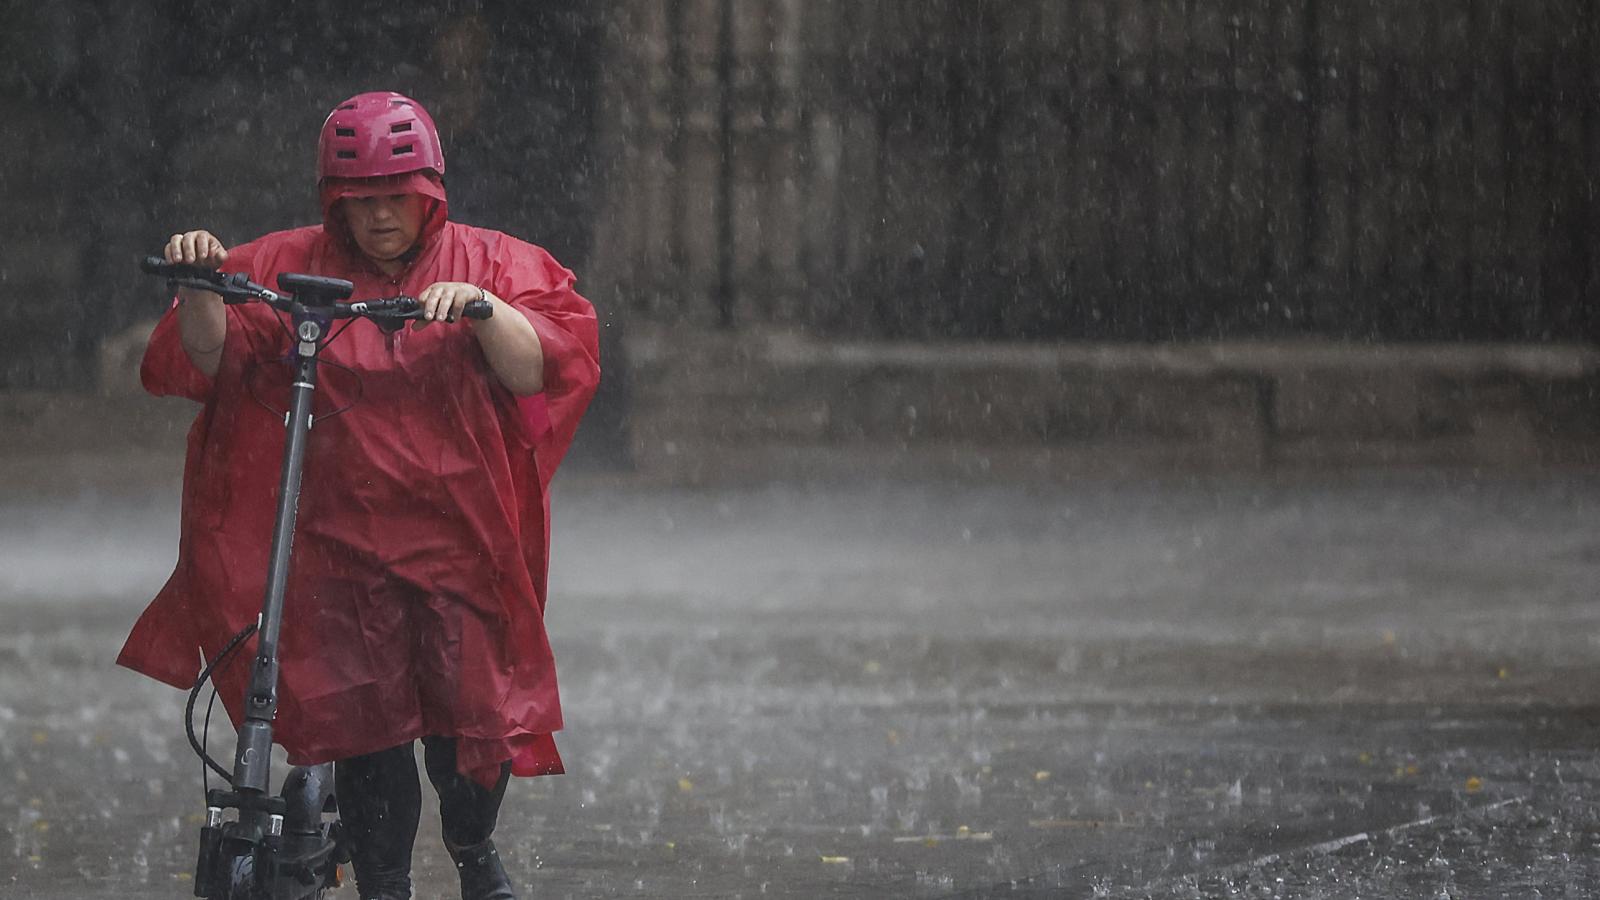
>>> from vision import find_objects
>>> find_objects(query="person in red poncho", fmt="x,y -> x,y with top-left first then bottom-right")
118,91 -> 599,900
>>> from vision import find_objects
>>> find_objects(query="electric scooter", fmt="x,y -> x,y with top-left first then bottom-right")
140,256 -> 492,899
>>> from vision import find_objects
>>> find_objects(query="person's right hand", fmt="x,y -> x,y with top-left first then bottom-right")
165,230 -> 229,268
163,231 -> 230,373
165,230 -> 229,307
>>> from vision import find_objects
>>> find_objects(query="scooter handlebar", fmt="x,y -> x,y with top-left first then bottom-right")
353,297 -> 494,320
141,256 -> 276,304
141,255 -> 492,321
142,255 -> 223,282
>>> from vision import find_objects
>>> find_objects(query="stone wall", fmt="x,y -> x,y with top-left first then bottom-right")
588,0 -> 1600,342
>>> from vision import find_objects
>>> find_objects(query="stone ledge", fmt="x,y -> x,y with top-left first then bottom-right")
629,329 -> 1600,379
626,327 -> 1600,480
7,327 -> 1598,483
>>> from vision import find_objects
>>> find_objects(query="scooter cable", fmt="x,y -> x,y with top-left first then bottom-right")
186,621 -> 259,785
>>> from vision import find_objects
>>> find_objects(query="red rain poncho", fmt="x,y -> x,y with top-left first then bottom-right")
118,193 -> 599,784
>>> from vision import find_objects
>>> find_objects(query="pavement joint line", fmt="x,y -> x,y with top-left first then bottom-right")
1116,796 -> 1528,897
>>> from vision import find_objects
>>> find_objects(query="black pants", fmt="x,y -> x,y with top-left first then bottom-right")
336,737 -> 511,898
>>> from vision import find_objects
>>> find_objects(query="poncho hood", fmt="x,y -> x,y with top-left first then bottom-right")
319,170 -> 449,252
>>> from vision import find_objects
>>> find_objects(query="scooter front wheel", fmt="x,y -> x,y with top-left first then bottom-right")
206,850 -> 256,900
208,850 -> 331,900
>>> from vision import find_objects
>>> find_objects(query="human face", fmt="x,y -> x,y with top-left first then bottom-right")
341,193 -> 428,267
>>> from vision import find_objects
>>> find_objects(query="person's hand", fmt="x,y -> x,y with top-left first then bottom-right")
165,230 -> 229,306
162,230 -> 229,372
165,230 -> 229,268
413,281 -> 489,328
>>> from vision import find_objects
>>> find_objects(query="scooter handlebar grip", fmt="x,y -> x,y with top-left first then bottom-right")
141,255 -> 222,281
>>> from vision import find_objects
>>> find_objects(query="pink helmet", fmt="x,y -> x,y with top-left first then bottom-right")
316,92 -> 445,181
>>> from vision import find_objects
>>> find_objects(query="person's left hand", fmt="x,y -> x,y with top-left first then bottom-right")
413,281 -> 487,328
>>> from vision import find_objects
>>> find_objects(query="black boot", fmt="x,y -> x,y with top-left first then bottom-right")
448,839 -> 517,900
423,737 -> 517,899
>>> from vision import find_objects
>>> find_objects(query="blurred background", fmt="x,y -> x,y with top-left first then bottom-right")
3,0 -> 1598,474
7,2 -> 1600,897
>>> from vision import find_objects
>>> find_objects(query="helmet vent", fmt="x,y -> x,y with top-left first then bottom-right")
335,127 -> 357,138
338,103 -> 357,111
336,150 -> 358,159
392,144 -> 415,156
390,122 -> 413,134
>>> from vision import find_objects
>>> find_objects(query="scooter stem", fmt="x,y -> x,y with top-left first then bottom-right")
234,315 -> 324,796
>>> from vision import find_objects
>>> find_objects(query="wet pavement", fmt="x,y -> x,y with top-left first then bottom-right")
4,465 -> 1600,897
